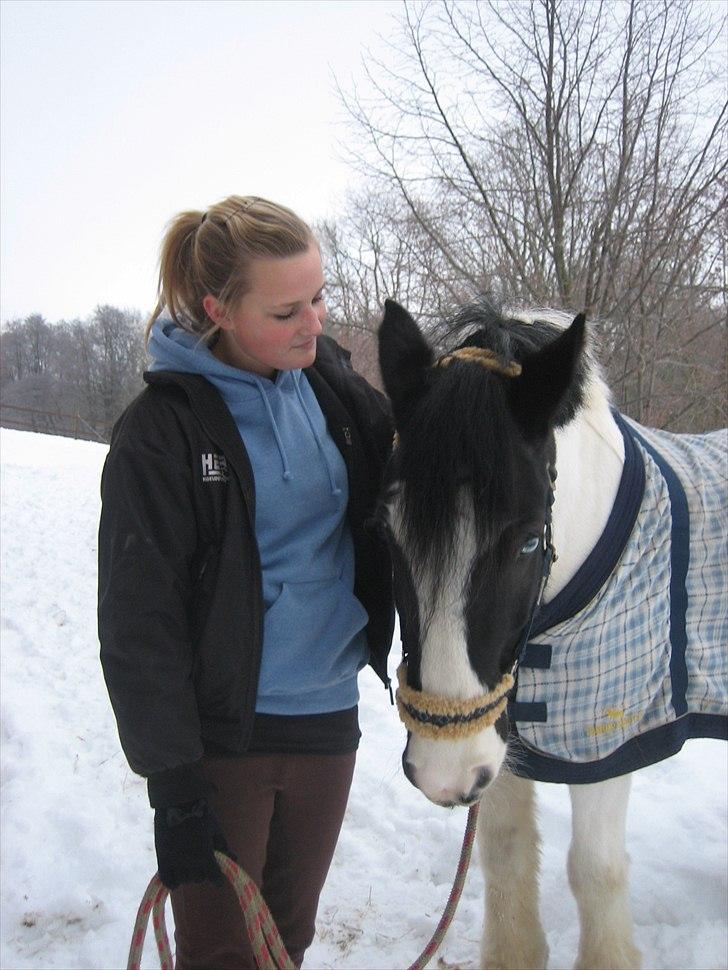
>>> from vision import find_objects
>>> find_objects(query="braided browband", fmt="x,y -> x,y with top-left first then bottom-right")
437,346 -> 522,378
395,662 -> 514,740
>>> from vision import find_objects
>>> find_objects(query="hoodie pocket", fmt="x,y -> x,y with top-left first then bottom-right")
260,577 -> 369,696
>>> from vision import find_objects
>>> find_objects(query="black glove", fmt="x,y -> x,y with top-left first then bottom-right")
153,798 -> 234,890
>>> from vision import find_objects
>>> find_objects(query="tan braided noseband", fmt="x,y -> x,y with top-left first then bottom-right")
437,346 -> 522,378
396,662 -> 514,740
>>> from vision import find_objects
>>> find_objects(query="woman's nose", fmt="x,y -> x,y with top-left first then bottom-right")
302,304 -> 324,333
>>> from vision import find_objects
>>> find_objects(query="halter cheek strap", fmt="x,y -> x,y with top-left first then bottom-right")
395,662 -> 514,740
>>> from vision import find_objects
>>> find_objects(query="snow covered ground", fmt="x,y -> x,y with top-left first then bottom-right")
1,427 -> 726,970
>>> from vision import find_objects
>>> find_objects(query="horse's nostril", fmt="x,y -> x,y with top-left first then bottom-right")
402,753 -> 417,787
473,766 -> 493,789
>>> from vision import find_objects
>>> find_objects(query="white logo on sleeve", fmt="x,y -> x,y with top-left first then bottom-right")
201,453 -> 229,483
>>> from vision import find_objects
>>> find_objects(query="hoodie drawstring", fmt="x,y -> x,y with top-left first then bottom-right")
253,374 -> 342,496
253,377 -> 292,481
293,375 -> 342,497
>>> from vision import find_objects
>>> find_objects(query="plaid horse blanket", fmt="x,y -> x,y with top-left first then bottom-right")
509,413 -> 728,784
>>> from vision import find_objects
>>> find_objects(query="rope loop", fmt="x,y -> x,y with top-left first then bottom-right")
127,853 -> 295,970
126,805 -> 480,970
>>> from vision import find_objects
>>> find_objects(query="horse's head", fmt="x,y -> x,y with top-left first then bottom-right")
377,298 -> 586,806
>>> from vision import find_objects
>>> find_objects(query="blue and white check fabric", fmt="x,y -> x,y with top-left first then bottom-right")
510,415 -> 727,783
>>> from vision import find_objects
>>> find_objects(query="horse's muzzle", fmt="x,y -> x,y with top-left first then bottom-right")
402,743 -> 494,806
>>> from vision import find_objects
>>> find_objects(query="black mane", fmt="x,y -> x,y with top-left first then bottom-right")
444,297 -> 587,426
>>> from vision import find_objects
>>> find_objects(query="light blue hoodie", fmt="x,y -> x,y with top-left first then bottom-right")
148,318 -> 369,715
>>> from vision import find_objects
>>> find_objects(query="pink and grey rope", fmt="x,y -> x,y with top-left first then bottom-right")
127,851 -> 295,970
127,803 -> 479,970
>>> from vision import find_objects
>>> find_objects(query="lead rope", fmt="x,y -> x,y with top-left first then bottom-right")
126,802 -> 479,970
406,801 -> 480,970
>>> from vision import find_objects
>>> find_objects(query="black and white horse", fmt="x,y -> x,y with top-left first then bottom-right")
377,298 -> 727,970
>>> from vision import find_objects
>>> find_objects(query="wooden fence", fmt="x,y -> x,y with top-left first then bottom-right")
0,403 -> 108,443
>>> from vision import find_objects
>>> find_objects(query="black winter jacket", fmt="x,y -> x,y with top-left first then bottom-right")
98,336 -> 395,806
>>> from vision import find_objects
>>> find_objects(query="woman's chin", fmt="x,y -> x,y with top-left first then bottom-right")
291,340 -> 318,367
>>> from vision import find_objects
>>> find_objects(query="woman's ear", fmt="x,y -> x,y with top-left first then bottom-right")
202,294 -> 230,329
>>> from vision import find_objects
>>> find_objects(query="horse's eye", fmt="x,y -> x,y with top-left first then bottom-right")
520,535 -> 541,555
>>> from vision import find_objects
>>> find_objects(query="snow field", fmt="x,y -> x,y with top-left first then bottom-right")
1,428 -> 726,969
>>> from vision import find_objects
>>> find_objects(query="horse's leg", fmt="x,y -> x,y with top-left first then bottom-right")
478,770 -> 548,970
568,775 -> 641,970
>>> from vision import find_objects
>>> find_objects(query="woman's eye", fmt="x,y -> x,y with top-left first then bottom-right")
520,535 -> 541,555
273,294 -> 324,321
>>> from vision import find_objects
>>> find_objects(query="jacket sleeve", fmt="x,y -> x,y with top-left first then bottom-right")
98,395 -> 209,805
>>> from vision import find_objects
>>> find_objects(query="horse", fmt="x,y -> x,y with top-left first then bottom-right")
376,298 -> 727,970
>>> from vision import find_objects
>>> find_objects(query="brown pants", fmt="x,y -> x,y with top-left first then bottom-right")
170,751 -> 356,970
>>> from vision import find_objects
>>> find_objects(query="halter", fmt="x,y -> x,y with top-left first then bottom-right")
394,344 -> 557,741
396,663 -> 514,740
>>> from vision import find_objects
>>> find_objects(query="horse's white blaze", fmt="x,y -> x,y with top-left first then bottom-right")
395,494 -> 508,804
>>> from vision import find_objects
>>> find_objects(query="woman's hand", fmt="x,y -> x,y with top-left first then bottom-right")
153,798 -> 235,890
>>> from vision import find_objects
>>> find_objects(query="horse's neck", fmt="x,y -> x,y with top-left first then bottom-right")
546,403 -> 625,602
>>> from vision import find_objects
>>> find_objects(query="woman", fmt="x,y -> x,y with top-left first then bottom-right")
98,195 -> 394,969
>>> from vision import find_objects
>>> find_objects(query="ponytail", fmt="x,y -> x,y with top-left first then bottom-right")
145,196 -> 315,344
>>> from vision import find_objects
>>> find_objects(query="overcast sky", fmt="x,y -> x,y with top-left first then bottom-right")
0,0 -> 403,323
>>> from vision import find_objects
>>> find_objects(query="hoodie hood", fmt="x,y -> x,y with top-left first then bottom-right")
148,316 -> 265,398
147,317 -> 340,493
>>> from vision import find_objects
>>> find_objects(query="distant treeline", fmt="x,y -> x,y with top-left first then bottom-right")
0,307 -> 146,443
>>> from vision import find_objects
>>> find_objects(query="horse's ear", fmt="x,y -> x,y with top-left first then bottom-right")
509,313 -> 586,437
378,299 -> 434,425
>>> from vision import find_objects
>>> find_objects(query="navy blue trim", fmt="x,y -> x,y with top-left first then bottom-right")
623,418 -> 690,718
401,695 -> 504,728
520,643 -> 552,669
530,412 -> 645,637
508,714 -> 727,784
509,701 -> 548,723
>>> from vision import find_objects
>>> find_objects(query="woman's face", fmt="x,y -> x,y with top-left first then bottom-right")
206,244 -> 327,377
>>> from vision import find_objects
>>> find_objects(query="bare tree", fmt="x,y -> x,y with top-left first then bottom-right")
317,187 -> 472,383
94,306 -> 145,435
0,315 -> 54,380
335,0 -> 727,430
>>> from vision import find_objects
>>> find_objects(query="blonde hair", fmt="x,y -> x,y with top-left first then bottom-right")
145,195 -> 315,342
